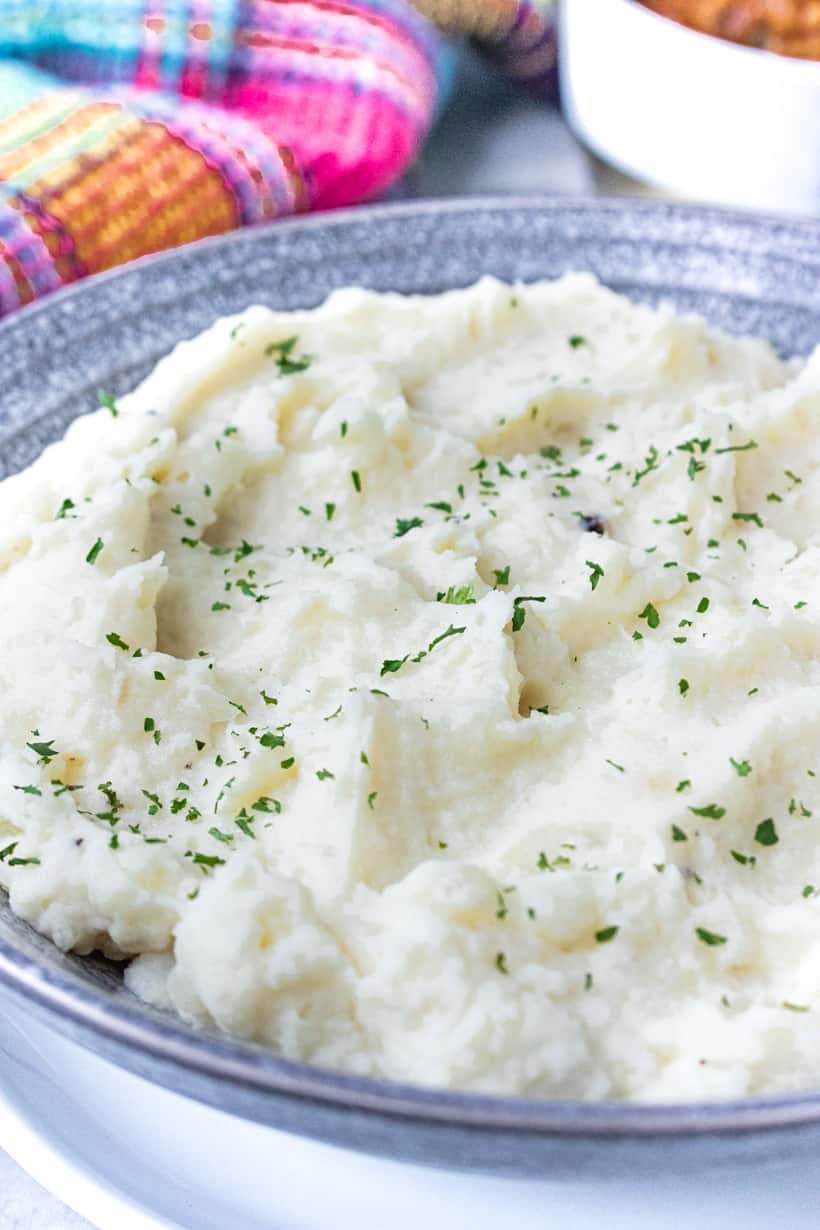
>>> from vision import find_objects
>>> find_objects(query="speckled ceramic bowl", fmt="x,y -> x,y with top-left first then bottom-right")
1,199 -> 820,1180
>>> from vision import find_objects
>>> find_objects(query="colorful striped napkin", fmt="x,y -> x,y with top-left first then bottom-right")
0,1 -> 556,317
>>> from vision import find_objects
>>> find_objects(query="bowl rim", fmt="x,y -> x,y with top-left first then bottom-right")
2,194 -> 820,1142
616,0 -> 820,70
2,193 -> 820,345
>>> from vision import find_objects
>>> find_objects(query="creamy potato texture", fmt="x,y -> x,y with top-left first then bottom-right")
3,275 -> 820,1101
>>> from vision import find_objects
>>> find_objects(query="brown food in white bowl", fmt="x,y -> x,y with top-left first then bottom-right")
641,0 -> 820,58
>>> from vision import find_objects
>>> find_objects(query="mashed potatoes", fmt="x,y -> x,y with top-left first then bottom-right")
2,275 -> 820,1101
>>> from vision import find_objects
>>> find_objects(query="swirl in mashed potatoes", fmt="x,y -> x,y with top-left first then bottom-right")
2,275 -> 820,1100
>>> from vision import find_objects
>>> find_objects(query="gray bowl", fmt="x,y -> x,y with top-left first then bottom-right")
1,198 -> 820,1180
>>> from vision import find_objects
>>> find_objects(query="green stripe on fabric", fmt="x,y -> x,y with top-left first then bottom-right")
0,91 -> 91,156
0,104 -> 135,193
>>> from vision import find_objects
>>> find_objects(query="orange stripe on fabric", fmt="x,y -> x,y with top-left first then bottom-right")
35,124 -> 238,273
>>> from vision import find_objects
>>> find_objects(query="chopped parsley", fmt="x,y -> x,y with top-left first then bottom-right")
265,335 -> 314,375
730,758 -> 752,777
595,925 -> 619,943
86,538 -> 104,565
754,818 -> 779,847
586,560 -> 605,591
638,602 -> 660,629
696,927 -> 727,947
439,584 -> 475,605
106,632 -> 129,651
26,738 -> 57,765
732,511 -> 764,528
192,852 -> 225,870
98,388 -> 119,417
511,596 -> 546,632
394,516 -> 423,538
689,803 -> 725,820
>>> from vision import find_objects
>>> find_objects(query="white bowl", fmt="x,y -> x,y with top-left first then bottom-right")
560,0 -> 820,215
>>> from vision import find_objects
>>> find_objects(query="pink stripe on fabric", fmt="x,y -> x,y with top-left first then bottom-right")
0,202 -> 64,299
226,77 -> 419,206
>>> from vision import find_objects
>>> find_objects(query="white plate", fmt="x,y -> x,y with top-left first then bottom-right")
5,995 -> 820,1230
560,0 -> 820,215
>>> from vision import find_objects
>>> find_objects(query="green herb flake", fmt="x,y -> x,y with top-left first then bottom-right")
493,566 -> 511,588
754,818 -> 779,847
440,583 -> 476,605
678,678 -> 689,697
351,470 -> 362,493
236,813 -> 256,839
732,512 -> 764,528
595,925 -> 619,943
715,440 -> 757,454
568,335 -> 587,349
671,824 -> 688,842
429,624 -> 466,653
86,538 -> 104,565
495,951 -> 509,975
638,602 -> 660,629
730,758 -> 752,777
380,656 -> 408,677
265,335 -> 314,375
105,632 -> 129,651
26,738 -> 57,765
696,927 -> 727,947
394,516 -> 423,538
192,852 -> 225,869
98,388 -> 119,417
690,803 -> 726,820
586,560 -> 605,591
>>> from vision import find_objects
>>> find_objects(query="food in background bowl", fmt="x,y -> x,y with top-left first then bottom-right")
641,0 -> 820,58
2,274 -> 820,1103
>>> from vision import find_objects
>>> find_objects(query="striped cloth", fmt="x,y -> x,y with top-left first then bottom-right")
0,2 -> 556,317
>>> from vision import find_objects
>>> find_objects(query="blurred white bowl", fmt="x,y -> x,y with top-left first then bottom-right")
560,0 -> 820,215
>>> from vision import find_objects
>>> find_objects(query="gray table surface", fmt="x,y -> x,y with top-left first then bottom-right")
0,46 -> 627,1230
